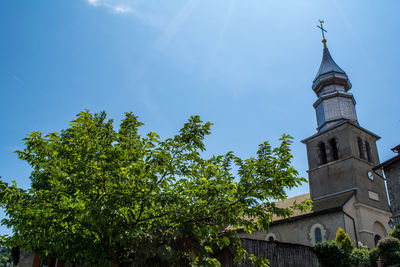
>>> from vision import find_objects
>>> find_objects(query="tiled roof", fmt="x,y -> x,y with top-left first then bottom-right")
272,190 -> 355,224
373,154 -> 400,171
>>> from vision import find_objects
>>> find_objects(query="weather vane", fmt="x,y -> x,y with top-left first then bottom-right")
317,20 -> 327,39
317,20 -> 328,48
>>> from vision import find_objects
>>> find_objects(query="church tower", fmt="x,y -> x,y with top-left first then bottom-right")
302,31 -> 391,246
241,23 -> 392,249
302,37 -> 389,211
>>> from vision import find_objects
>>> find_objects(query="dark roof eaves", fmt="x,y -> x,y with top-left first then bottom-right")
239,237 -> 313,249
270,207 -> 342,226
340,190 -> 357,207
301,120 -> 348,143
373,154 -> 400,171
301,121 -> 380,143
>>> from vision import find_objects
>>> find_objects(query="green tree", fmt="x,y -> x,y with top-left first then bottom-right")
390,226 -> 400,240
0,246 -> 11,267
313,241 -> 348,267
0,111 -> 309,266
314,228 -> 354,267
368,248 -> 379,267
376,236 -> 400,266
350,246 -> 369,266
334,227 -> 353,255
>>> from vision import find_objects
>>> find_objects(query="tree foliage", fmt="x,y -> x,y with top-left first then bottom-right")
376,236 -> 400,266
0,246 -> 11,267
313,241 -> 349,267
334,227 -> 353,255
314,228 -> 355,267
368,248 -> 379,267
349,244 -> 369,266
0,111 -> 309,266
390,225 -> 400,240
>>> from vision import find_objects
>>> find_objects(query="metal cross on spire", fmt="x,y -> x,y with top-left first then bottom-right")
317,20 -> 327,39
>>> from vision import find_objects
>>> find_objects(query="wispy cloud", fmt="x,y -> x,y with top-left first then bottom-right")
86,0 -> 200,79
87,0 -> 131,14
204,0 -> 236,81
152,0 -> 200,52
86,0 -> 169,28
13,75 -> 25,85
130,0 -> 200,79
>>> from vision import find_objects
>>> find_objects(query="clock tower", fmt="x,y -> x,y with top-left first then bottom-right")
302,38 -> 389,211
301,35 -> 390,245
240,24 -> 392,249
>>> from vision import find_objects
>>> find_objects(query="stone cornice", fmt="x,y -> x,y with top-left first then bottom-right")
358,229 -> 375,235
353,202 -> 392,216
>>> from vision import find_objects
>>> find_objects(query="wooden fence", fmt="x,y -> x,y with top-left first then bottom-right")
218,238 -> 319,267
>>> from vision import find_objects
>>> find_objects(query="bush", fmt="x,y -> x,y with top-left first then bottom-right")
368,248 -> 378,267
313,228 -> 357,267
390,226 -> 400,240
376,236 -> 400,266
335,227 -> 353,255
0,246 -> 11,266
350,247 -> 369,265
314,241 -> 350,267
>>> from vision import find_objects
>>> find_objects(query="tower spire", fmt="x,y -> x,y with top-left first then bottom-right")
311,21 -> 357,131
317,20 -> 328,49
313,20 -> 351,94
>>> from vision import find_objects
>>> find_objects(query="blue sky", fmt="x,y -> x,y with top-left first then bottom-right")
0,0 -> 399,235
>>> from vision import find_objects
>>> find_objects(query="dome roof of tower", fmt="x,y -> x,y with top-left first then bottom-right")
312,46 -> 352,94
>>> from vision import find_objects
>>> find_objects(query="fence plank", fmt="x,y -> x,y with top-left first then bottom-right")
220,238 -> 319,267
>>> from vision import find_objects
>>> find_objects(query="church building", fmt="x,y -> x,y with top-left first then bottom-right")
373,145 -> 400,228
239,35 -> 392,249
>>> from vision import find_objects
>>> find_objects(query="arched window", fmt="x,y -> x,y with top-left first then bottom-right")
374,234 -> 381,246
265,233 -> 277,242
318,142 -> 328,165
358,138 -> 365,160
365,141 -> 372,162
309,223 -> 326,245
315,227 -> 322,243
329,138 -> 339,161
373,221 -> 387,247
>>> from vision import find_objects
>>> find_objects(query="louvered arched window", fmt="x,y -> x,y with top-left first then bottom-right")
365,141 -> 372,163
318,142 -> 328,165
329,138 -> 339,161
358,138 -> 365,160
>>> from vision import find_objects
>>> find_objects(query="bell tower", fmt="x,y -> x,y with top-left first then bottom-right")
302,29 -> 390,213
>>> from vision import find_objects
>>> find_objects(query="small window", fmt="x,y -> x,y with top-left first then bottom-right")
358,138 -> 365,160
265,233 -> 277,242
329,138 -> 339,161
374,234 -> 381,246
365,141 -> 372,162
315,227 -> 322,243
309,223 -> 325,245
318,142 -> 328,165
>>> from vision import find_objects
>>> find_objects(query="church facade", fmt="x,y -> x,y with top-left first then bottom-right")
239,38 -> 392,249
